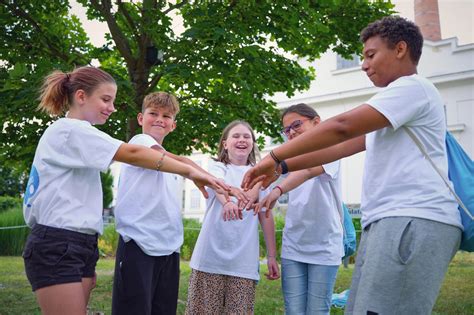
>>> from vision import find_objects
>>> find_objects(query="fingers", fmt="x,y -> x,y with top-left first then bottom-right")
247,175 -> 267,190
241,169 -> 254,190
265,261 -> 280,280
213,178 -> 230,192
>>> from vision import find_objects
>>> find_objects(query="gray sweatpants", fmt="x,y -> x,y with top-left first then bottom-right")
345,216 -> 461,315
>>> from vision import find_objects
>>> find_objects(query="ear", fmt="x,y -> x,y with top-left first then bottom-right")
170,120 -> 177,132
137,112 -> 144,126
312,116 -> 321,125
223,140 -> 228,150
74,89 -> 86,106
395,41 -> 409,60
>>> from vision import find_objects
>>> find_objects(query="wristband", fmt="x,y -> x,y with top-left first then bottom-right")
280,160 -> 289,175
269,150 -> 281,164
274,185 -> 284,196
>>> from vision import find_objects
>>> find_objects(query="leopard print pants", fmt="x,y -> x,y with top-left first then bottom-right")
185,269 -> 257,315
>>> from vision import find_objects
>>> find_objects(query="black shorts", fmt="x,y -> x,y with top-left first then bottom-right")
22,224 -> 99,291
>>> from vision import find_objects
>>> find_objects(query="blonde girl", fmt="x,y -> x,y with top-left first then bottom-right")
22,66 -> 228,315
186,120 -> 280,314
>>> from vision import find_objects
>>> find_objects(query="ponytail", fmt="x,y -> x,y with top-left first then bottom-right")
38,71 -> 70,116
38,66 -> 115,116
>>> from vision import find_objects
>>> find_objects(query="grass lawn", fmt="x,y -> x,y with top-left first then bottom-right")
0,252 -> 473,314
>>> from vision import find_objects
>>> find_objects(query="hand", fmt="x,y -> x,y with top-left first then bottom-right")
241,155 -> 280,190
253,188 -> 281,218
241,183 -> 261,213
265,257 -> 280,280
222,201 -> 243,221
228,186 -> 250,208
188,169 -> 230,198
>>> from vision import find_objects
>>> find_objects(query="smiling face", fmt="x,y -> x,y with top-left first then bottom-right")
76,82 -> 117,125
281,112 -> 319,141
223,124 -> 254,166
138,106 -> 176,144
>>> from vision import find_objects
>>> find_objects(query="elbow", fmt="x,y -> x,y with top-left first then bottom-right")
331,116 -> 357,142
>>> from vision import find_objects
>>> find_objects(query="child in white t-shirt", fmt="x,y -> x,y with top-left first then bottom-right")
186,120 -> 280,314
112,92 -> 207,314
242,17 -> 462,314
255,103 -> 344,314
22,67 -> 229,315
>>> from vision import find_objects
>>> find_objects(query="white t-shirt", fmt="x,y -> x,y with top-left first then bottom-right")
23,118 -> 123,235
362,74 -> 462,229
114,134 -> 183,256
190,161 -> 267,281
282,161 -> 344,265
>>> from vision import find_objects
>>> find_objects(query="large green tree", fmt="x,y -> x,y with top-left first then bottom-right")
0,0 -> 393,174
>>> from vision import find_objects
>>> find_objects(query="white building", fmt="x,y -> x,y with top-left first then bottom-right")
180,0 -> 474,220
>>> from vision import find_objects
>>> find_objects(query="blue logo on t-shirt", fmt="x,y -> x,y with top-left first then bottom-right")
24,166 -> 39,208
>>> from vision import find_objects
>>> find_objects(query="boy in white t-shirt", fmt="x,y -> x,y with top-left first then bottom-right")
243,16 -> 462,314
112,92 -> 207,314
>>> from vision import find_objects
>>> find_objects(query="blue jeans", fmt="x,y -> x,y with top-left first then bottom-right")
281,258 -> 339,315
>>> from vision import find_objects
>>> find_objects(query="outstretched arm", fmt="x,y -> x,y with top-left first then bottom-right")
113,144 -> 229,197
252,167 -> 324,217
242,104 -> 387,189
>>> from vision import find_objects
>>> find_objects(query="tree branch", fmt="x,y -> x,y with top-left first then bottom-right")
89,0 -> 135,67
116,0 -> 140,41
145,71 -> 163,94
163,0 -> 188,15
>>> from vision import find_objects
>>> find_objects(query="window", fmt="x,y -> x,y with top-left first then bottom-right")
190,189 -> 201,209
336,53 -> 360,70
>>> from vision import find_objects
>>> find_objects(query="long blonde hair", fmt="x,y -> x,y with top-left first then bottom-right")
216,120 -> 259,166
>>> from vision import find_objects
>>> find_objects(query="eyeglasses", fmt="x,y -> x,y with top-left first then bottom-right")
281,119 -> 308,136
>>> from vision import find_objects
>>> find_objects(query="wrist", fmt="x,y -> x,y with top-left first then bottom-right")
273,185 -> 284,196
223,200 -> 233,207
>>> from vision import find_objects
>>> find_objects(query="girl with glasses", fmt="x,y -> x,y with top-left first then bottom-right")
254,103 -> 344,314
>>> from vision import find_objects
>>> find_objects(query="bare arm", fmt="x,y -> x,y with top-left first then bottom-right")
114,143 -> 230,197
242,105 -> 388,189
286,136 -> 366,171
279,166 -> 324,193
259,211 -> 280,280
114,143 -> 192,176
274,104 -> 389,160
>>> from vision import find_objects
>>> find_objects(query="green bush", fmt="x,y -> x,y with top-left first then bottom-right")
99,223 -> 119,257
0,207 -> 29,255
0,196 -> 22,213
181,218 -> 202,260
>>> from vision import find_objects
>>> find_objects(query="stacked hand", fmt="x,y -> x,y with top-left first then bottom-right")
252,188 -> 281,218
188,168 -> 230,198
242,155 -> 281,190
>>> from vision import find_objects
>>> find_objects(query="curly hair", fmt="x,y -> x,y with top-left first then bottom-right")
360,16 -> 423,64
